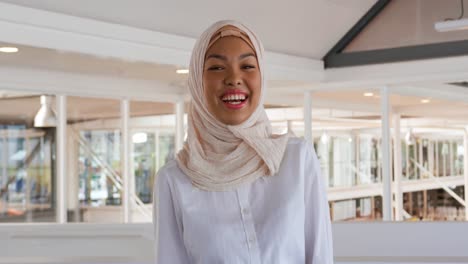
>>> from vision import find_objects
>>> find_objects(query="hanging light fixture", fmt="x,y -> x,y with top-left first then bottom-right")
34,95 -> 57,127
320,131 -> 329,144
405,128 -> 416,145
132,132 -> 148,144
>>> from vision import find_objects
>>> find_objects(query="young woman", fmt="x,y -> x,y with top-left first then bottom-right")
154,20 -> 333,264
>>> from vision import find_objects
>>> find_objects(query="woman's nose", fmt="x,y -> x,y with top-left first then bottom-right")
224,69 -> 242,86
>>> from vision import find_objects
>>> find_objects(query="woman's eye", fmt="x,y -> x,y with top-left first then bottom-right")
207,66 -> 224,71
242,65 -> 256,70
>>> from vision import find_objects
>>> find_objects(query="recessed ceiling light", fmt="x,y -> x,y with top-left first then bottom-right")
176,69 -> 189,74
363,92 -> 374,97
421,99 -> 430,104
0,47 -> 18,53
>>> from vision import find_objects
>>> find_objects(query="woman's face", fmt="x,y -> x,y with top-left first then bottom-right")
203,32 -> 261,126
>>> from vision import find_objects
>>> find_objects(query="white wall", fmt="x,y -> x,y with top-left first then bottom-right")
1,222 -> 467,263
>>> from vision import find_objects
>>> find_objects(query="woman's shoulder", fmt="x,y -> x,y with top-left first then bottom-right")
287,136 -> 307,146
284,136 -> 319,168
157,159 -> 178,176
156,158 -> 189,186
286,136 -> 315,154
157,158 -> 190,189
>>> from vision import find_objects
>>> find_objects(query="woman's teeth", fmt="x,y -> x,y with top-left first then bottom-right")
221,94 -> 247,104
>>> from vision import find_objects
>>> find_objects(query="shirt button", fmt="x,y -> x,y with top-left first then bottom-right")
242,208 -> 249,215
248,237 -> 256,248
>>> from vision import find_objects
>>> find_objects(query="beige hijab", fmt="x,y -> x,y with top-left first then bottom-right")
176,20 -> 290,191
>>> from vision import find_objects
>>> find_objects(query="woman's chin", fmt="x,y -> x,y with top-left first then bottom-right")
219,114 -> 248,126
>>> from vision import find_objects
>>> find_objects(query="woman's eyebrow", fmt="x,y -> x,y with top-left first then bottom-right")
206,53 -> 256,61
206,54 -> 226,61
239,53 -> 256,59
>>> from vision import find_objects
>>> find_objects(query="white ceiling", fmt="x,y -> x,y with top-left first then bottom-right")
0,0 -> 467,129
0,0 -> 377,59
0,42 -> 186,84
0,42 -> 308,90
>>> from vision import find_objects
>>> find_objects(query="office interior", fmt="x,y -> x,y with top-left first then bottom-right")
0,0 -> 468,263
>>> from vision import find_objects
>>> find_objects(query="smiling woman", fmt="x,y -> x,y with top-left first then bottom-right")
153,20 -> 334,264
203,30 -> 261,125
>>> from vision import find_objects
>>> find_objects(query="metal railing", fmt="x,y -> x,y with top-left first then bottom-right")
411,158 -> 466,208
70,129 -> 152,221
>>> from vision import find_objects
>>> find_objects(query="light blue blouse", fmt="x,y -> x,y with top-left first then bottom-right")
153,137 -> 334,263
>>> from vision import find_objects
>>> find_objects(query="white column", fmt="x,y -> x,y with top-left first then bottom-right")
405,142 -> 409,179
66,126 -> 80,222
449,141 -> 454,177
428,141 -> 434,177
380,86 -> 392,221
355,135 -> 360,185
303,91 -> 312,143
435,140 -> 439,177
464,127 -> 468,221
175,97 -> 185,153
155,130 -> 160,171
25,135 -> 32,222
1,135 -> 8,214
287,120 -> 293,134
413,142 -> 418,178
393,114 -> 403,221
419,138 -> 423,178
377,138 -> 382,182
56,95 -> 67,223
129,133 -> 136,221
121,99 -> 131,223
442,140 -> 447,177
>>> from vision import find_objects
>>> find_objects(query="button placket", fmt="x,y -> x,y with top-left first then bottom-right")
242,207 -> 249,215
237,187 -> 261,264
248,235 -> 256,248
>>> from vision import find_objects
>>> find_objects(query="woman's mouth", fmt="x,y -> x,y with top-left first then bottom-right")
220,93 -> 249,109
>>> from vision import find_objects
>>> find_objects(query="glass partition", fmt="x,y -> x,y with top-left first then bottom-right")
266,89 -> 385,221
0,93 -> 55,223
312,89 -> 383,191
390,90 -> 467,221
130,100 -> 177,222
67,96 -> 122,223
